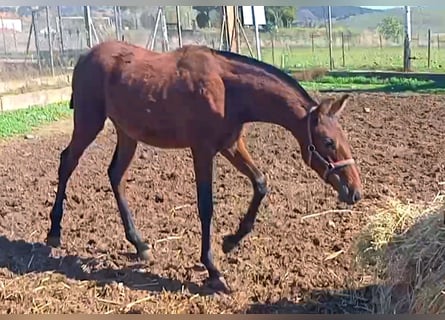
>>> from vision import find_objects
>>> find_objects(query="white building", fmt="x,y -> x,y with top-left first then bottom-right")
0,12 -> 22,33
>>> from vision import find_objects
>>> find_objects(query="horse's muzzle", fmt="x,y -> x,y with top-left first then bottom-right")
338,184 -> 362,205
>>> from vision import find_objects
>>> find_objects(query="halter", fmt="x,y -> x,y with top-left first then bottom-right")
306,106 -> 355,182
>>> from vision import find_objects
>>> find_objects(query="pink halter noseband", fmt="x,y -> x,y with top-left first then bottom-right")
306,106 -> 355,182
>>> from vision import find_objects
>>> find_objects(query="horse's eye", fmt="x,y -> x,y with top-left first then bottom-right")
324,138 -> 335,149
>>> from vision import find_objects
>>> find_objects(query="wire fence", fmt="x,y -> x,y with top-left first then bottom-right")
0,6 -> 444,82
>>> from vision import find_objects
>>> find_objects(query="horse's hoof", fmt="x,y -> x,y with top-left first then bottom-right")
46,235 -> 61,248
222,234 -> 238,254
138,249 -> 153,261
137,246 -> 154,264
205,276 -> 232,294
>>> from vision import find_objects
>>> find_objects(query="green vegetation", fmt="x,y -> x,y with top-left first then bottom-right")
258,46 -> 445,72
265,6 -> 296,28
377,16 -> 404,43
300,75 -> 445,93
192,6 -> 219,28
0,102 -> 71,138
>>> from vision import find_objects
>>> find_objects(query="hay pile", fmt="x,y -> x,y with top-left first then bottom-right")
354,189 -> 445,313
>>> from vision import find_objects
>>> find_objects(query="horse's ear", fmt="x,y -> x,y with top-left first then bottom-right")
329,94 -> 350,117
316,97 -> 335,115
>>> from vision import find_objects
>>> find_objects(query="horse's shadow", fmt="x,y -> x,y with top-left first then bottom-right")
0,235 -> 209,296
245,285 -> 383,314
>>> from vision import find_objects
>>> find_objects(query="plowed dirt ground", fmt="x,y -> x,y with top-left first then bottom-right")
0,92 -> 444,313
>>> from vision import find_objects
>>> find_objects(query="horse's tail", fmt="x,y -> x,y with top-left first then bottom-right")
68,52 -> 87,111
69,92 -> 74,109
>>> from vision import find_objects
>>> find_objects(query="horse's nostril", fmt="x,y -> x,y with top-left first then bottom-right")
352,190 -> 362,203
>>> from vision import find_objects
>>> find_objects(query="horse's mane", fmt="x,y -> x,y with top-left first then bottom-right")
213,49 -> 318,107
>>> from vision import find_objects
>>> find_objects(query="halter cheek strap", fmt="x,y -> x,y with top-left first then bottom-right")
306,106 -> 355,182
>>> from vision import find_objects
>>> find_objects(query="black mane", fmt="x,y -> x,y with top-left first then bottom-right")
213,49 -> 318,107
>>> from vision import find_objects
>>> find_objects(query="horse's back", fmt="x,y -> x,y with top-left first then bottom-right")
71,41 -> 237,148
73,40 -> 221,95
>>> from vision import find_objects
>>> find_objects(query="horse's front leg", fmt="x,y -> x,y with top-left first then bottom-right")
220,137 -> 268,254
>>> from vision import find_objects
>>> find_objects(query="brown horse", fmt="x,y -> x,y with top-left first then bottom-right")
46,40 -> 362,294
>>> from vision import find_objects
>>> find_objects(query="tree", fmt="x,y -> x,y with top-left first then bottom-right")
192,6 -> 219,28
265,6 -> 296,28
377,16 -> 403,43
193,6 -> 219,15
281,6 -> 295,27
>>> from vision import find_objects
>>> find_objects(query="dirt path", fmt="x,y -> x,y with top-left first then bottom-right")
0,92 -> 444,313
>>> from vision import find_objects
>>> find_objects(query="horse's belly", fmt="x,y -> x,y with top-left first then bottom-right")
114,117 -> 192,149
138,124 -> 191,148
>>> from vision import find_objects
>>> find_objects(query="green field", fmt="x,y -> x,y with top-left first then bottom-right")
300,75 -> 445,93
258,46 -> 445,72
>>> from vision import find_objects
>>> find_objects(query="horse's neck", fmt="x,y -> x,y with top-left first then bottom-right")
223,71 -> 308,135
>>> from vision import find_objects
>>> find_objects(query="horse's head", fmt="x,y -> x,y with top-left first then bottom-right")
301,94 -> 362,205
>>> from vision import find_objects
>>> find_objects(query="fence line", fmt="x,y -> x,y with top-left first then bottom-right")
0,6 -> 444,81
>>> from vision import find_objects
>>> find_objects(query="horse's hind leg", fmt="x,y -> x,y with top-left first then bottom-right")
107,125 -> 151,261
47,105 -> 106,247
191,145 -> 231,293
220,137 -> 268,254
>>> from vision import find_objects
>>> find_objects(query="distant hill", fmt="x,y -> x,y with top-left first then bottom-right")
334,6 -> 445,34
297,6 -> 380,22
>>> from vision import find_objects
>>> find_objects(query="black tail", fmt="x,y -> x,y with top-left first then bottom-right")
69,92 -> 74,109
69,52 -> 87,110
